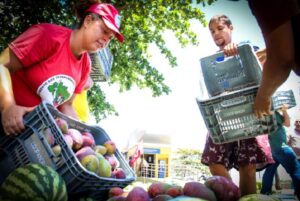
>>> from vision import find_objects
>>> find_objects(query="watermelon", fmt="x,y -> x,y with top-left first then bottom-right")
238,194 -> 281,201
0,163 -> 68,201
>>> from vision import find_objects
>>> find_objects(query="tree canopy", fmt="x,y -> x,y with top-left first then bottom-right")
0,0 -> 216,122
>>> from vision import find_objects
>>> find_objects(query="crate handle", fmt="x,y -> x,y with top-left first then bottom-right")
23,119 -> 55,158
220,96 -> 247,107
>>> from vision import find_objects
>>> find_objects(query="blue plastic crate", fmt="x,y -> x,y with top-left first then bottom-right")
0,101 -> 136,200
200,43 -> 262,97
196,86 -> 278,144
272,89 -> 297,110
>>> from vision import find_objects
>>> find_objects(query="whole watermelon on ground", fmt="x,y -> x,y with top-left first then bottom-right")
0,163 -> 68,201
238,194 -> 281,201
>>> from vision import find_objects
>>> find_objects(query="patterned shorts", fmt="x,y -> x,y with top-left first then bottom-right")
201,134 -> 274,171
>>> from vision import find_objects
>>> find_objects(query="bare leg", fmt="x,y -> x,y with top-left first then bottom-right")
209,164 -> 231,180
239,164 -> 257,196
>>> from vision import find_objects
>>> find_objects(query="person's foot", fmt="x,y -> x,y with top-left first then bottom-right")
275,183 -> 282,190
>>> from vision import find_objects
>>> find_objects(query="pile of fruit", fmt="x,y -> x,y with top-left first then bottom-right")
44,117 -> 127,179
105,177 -> 281,201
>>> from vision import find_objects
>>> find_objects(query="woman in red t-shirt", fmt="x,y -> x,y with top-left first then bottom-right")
0,0 -> 124,136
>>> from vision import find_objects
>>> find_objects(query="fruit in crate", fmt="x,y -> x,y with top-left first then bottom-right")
75,146 -> 96,161
126,186 -> 150,201
42,128 -> 55,146
108,187 -> 124,198
67,128 -> 83,150
93,145 -> 107,155
113,168 -> 126,179
55,117 -> 68,134
63,133 -> 73,148
183,181 -> 217,201
204,175 -> 240,201
96,153 -> 112,177
82,131 -> 95,147
80,154 -> 100,173
105,154 -> 118,170
52,144 -> 62,156
103,140 -> 116,155
0,163 -> 67,201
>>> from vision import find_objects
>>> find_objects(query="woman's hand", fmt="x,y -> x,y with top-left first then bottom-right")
1,104 -> 35,136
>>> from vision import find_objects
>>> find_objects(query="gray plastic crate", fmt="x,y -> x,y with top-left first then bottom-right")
272,89 -> 297,110
196,86 -> 278,144
200,43 -> 262,97
0,101 -> 136,200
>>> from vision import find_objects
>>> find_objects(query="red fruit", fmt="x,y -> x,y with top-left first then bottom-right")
108,187 -> 124,198
105,155 -> 118,170
166,185 -> 183,197
42,128 -> 55,146
63,134 -> 73,148
82,135 -> 96,147
113,168 -> 126,179
75,146 -> 96,161
148,182 -> 172,198
126,187 -> 150,201
67,128 -> 83,150
183,181 -> 217,201
204,176 -> 240,201
55,117 -> 68,134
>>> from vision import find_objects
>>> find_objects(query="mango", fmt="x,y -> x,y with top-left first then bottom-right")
82,132 -> 95,147
63,134 -> 73,148
55,117 -> 68,134
103,140 -> 116,155
166,185 -> 183,198
80,154 -> 99,174
113,168 -> 126,179
148,182 -> 172,198
108,187 -> 124,198
96,153 -> 112,177
93,145 -> 107,155
42,128 -> 55,146
183,182 -> 216,201
126,186 -> 150,201
52,144 -> 61,156
67,128 -> 83,150
75,146 -> 96,161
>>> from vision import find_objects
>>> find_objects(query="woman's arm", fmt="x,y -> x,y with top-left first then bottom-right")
57,94 -> 79,120
0,48 -> 34,135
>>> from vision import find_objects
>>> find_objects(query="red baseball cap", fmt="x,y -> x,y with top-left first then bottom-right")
86,3 -> 124,42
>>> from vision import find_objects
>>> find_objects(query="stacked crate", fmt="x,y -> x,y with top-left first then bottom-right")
196,43 -> 278,144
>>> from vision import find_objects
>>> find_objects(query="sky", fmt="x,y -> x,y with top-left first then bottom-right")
97,0 -> 300,152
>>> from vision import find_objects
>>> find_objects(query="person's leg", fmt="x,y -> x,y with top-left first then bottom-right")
239,164 -> 256,196
274,169 -> 282,190
261,162 -> 280,194
209,164 -> 231,180
274,147 -> 300,199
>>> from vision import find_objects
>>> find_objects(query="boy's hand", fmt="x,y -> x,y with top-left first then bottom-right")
223,43 -> 238,56
281,104 -> 289,111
